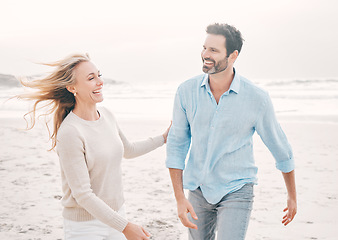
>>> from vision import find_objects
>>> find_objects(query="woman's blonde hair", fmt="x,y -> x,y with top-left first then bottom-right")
18,53 -> 90,150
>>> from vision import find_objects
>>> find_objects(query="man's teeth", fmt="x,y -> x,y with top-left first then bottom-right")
204,60 -> 213,64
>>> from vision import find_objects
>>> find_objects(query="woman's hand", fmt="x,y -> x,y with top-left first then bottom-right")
122,222 -> 151,240
162,121 -> 172,143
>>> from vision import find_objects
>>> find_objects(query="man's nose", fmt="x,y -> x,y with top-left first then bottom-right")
202,50 -> 210,59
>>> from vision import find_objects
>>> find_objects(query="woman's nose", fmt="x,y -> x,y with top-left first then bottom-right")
97,77 -> 103,85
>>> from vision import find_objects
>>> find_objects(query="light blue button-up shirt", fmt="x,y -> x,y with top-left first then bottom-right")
166,70 -> 294,204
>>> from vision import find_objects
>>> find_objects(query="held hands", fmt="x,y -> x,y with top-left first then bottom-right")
177,197 -> 198,230
282,196 -> 297,226
162,121 -> 172,143
122,222 -> 151,240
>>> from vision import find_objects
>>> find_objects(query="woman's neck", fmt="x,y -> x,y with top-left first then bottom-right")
72,103 -> 100,121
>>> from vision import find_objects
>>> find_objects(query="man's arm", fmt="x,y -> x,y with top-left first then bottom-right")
166,86 -> 196,228
281,170 -> 297,226
169,168 -> 198,229
255,94 -> 296,225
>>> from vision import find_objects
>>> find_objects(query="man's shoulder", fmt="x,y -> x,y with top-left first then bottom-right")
178,74 -> 205,90
239,75 -> 269,98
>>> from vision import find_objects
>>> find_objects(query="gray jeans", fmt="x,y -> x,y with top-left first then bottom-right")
188,184 -> 254,240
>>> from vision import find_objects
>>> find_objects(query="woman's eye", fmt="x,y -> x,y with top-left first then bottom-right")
98,74 -> 102,77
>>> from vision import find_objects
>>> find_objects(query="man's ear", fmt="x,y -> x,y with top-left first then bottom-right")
229,50 -> 239,63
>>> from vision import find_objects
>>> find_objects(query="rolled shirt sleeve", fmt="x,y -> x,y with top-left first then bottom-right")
166,86 -> 191,170
255,94 -> 295,173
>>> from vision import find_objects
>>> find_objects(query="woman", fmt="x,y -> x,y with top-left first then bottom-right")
18,53 -> 170,240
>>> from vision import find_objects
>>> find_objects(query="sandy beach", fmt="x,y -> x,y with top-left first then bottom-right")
1,0 -> 338,237
0,109 -> 338,240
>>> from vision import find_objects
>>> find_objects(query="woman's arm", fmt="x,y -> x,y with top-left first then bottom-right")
118,126 -> 168,159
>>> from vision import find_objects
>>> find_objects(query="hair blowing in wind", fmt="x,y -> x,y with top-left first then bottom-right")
16,53 -> 90,150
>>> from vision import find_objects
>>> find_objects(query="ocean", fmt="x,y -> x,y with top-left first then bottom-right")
1,76 -> 337,123
98,77 -> 338,123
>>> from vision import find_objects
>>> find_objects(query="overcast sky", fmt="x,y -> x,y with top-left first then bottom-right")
1,0 -> 337,83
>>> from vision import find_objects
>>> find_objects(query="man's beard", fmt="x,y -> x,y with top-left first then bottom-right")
202,56 -> 229,74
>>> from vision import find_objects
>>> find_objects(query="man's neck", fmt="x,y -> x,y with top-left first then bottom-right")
209,67 -> 234,93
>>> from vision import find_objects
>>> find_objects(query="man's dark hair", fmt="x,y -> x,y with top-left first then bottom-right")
206,23 -> 244,57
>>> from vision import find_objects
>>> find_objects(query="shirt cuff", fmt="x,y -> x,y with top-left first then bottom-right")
276,158 -> 295,173
166,157 -> 185,170
113,215 -> 129,232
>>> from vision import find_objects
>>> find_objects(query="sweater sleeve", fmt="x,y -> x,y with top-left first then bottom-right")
118,127 -> 165,159
57,125 -> 128,232
101,107 -> 164,159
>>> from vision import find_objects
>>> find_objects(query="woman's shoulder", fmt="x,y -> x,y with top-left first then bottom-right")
58,112 -> 81,138
98,106 -> 117,122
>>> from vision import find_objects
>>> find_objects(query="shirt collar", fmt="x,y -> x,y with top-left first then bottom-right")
200,74 -> 209,88
200,68 -> 241,94
230,68 -> 241,94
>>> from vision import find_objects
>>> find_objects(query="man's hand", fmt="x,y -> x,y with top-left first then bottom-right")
168,168 -> 198,229
281,170 -> 297,226
177,197 -> 198,229
282,196 -> 297,226
122,222 -> 151,240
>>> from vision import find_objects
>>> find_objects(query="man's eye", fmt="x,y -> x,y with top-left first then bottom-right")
98,74 -> 102,77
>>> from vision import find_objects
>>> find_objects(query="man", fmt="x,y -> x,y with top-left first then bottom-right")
166,23 -> 297,240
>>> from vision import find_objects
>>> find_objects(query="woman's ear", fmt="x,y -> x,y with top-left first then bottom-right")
66,86 -> 76,95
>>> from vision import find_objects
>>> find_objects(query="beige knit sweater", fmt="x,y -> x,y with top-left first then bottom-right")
56,107 -> 164,232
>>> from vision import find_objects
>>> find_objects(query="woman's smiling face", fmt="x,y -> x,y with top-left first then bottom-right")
72,61 -> 104,105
